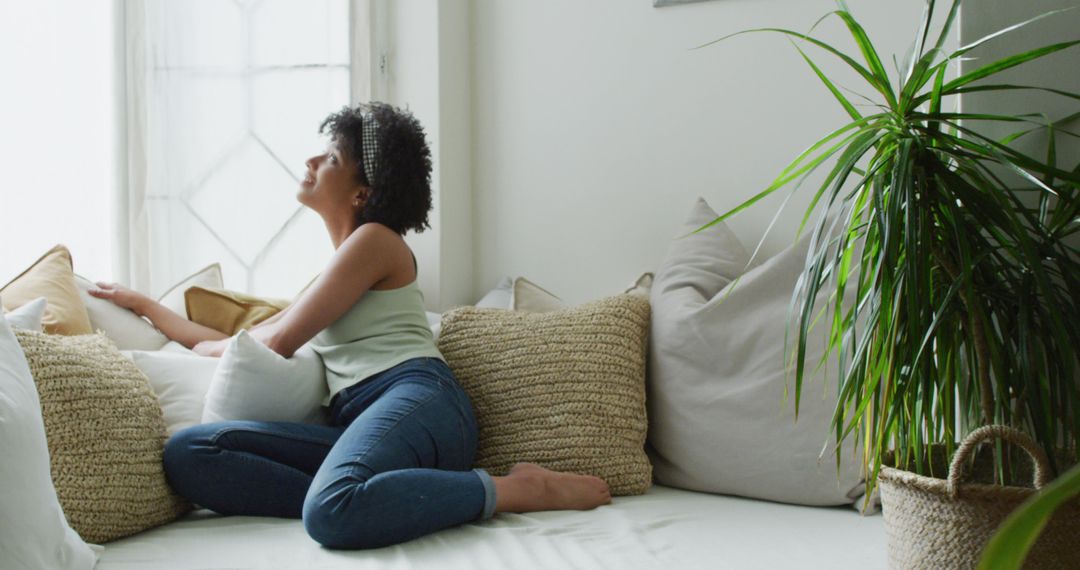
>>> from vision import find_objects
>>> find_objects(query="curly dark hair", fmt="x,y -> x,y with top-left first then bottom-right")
318,102 -> 432,235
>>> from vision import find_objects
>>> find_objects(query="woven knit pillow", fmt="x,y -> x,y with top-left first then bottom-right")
14,330 -> 190,543
438,293 -> 652,495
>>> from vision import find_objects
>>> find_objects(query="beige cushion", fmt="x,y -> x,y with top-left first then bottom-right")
157,263 -> 223,316
0,245 -> 92,335
438,294 -> 652,496
74,274 -> 170,351
14,329 -> 190,543
510,277 -> 565,312
648,198 -> 864,506
184,286 -> 290,335
509,273 -> 652,312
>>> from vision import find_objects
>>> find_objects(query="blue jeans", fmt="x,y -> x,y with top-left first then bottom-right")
163,357 -> 497,549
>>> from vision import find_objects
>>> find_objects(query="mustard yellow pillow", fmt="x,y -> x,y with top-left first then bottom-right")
437,293 -> 653,495
1,245 -> 92,335
185,286 -> 290,335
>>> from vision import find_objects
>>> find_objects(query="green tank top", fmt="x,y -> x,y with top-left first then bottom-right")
310,279 -> 444,405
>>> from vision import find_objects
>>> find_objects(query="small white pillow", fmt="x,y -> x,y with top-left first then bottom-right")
0,300 -> 100,570
425,311 -> 443,341
202,330 -> 328,425
122,349 -> 218,436
475,276 -> 514,309
624,273 -> 654,298
157,263 -> 224,317
75,275 -> 170,351
4,296 -> 46,331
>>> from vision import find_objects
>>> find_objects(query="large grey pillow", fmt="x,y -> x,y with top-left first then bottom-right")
647,197 -> 863,506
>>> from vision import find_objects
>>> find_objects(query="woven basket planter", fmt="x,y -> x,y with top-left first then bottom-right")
879,425 -> 1080,570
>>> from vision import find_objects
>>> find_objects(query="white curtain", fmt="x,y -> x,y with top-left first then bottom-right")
121,0 -> 359,299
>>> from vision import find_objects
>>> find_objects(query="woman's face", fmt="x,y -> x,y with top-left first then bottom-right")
297,139 -> 366,216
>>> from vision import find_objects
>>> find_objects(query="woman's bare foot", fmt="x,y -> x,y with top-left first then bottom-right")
492,463 -> 612,514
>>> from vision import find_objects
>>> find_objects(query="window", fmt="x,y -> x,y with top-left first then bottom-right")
127,0 -> 363,298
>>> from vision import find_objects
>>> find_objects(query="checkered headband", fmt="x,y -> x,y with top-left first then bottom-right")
361,112 -> 380,187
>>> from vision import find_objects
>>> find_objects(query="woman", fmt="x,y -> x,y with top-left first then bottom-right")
90,102 -> 611,549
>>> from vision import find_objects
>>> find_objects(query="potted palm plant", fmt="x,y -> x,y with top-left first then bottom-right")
704,1 -> 1080,567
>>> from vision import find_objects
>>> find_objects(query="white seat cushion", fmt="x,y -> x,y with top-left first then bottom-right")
94,485 -> 885,570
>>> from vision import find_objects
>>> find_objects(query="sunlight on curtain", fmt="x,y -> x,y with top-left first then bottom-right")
127,0 -> 352,299
0,1 -> 114,282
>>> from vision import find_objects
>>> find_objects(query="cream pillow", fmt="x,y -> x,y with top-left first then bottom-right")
122,349 -> 219,436
438,294 -> 652,496
0,304 -> 99,570
157,263 -> 224,316
74,275 -> 171,351
510,277 -> 565,312
498,274 -> 651,312
14,329 -> 190,543
202,330 -> 328,424
648,198 -> 864,506
0,245 -> 92,335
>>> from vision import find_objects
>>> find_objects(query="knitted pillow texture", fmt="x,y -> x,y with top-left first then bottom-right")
438,293 -> 652,495
14,330 -> 190,543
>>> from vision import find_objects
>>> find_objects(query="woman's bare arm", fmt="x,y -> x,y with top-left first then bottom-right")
88,283 -> 229,348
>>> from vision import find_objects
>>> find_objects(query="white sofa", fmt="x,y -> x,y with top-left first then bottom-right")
91,271 -> 887,569
3,211 -> 889,569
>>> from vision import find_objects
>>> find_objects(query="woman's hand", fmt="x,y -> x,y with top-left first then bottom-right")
88,282 -> 151,315
192,338 -> 229,358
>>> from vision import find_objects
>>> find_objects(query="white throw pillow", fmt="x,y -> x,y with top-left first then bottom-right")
122,348 -> 218,436
75,275 -> 170,351
425,311 -> 442,341
202,330 -> 328,424
0,300 -> 100,570
157,263 -> 224,317
475,276 -> 514,309
648,197 -> 863,506
3,296 -> 46,331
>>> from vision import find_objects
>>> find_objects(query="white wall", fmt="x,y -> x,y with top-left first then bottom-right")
470,0 -> 948,304
960,0 -> 1080,177
387,0 -> 472,311
0,1 -> 114,282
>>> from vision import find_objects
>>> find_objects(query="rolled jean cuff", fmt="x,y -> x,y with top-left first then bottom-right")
473,468 -> 497,520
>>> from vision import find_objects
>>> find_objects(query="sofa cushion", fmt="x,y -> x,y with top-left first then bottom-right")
184,286 -> 290,335
157,263 -> 223,316
122,348 -> 219,435
647,197 -> 863,506
0,244 -> 93,335
510,277 -> 565,312
0,304 -> 99,570
14,328 -> 190,543
74,274 -> 171,351
438,294 -> 652,495
3,296 -> 46,331
202,330 -> 328,424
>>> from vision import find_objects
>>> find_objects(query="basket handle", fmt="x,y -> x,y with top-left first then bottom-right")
947,425 -> 1052,498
